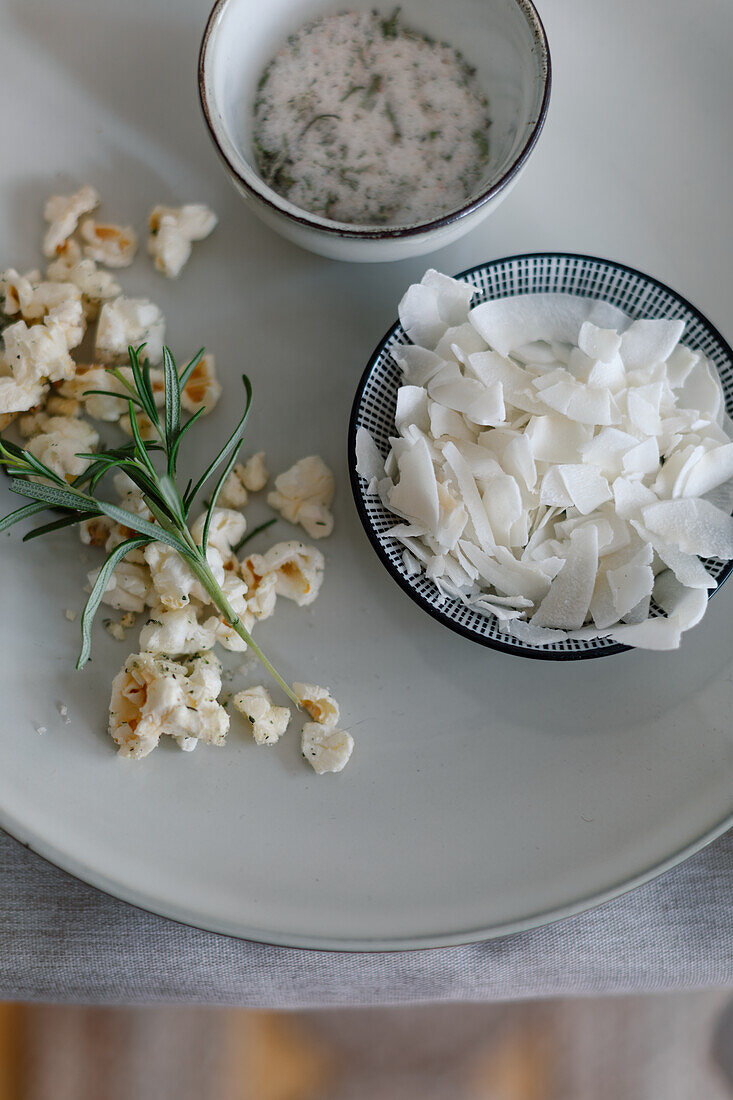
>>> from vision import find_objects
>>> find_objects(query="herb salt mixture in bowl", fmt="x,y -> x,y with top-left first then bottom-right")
252,9 -> 492,226
199,0 -> 550,261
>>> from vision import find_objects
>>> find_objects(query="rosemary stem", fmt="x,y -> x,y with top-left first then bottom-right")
185,551 -> 301,709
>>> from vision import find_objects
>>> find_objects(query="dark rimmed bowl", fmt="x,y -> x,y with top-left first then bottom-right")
198,0 -> 551,262
349,252 -> 733,659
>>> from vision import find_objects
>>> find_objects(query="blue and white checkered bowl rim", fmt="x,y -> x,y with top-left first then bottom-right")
348,252 -> 733,660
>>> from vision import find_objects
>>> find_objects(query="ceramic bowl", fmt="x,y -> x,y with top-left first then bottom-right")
349,252 -> 733,659
198,0 -> 551,262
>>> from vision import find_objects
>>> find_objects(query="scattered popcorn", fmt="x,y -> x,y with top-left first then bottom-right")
139,606 -> 216,656
2,318 -> 75,386
47,240 -> 121,319
81,516 -> 116,552
181,353 -> 221,414
91,560 -> 152,614
240,451 -> 269,492
239,559 -> 278,620
302,723 -> 354,774
59,364 -> 126,421
80,218 -> 138,267
243,541 -> 324,608
147,203 -> 218,278
357,269 -> 733,650
217,466 -> 249,509
108,652 -> 228,758
0,376 -> 48,415
202,571 -> 255,652
26,415 -> 99,481
44,292 -> 86,350
42,185 -> 99,258
268,456 -> 335,538
190,508 -> 246,557
293,682 -> 340,727
215,455 -> 268,508
233,685 -> 291,745
45,394 -> 80,418
4,187 -> 343,769
144,540 -> 225,610
0,267 -> 39,316
95,296 -> 165,364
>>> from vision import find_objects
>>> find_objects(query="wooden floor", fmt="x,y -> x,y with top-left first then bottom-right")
0,993 -> 731,1099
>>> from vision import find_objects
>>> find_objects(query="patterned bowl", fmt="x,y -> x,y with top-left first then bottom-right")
348,252 -> 733,660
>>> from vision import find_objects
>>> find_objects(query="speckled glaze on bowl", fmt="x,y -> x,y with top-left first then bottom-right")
198,0 -> 551,262
349,252 -> 733,658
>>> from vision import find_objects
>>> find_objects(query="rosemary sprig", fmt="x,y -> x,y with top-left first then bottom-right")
0,345 -> 300,707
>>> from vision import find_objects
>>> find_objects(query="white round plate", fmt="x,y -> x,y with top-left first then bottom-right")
0,0 -> 731,950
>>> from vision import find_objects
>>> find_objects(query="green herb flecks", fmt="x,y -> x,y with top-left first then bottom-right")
232,517 -> 277,555
380,8 -> 401,39
361,74 -> 383,110
472,128 -> 490,163
0,346 -> 301,708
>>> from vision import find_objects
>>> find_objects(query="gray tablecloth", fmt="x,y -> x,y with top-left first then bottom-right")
1,829 -> 730,1007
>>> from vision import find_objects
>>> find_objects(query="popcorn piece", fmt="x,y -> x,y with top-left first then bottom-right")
18,410 -> 51,438
217,467 -> 249,509
2,318 -> 75,385
45,394 -> 80,418
180,353 -> 221,414
109,651 -> 228,759
42,185 -> 99,257
0,268 -> 39,316
90,561 -> 152,613
217,454 -> 267,506
47,240 -> 121,319
0,376 -> 47,415
80,218 -> 138,267
79,513 -> 114,548
144,541 -> 225,610
147,203 -> 218,278
301,723 -> 354,774
240,452 -> 269,492
239,558 -> 278,620
26,416 -> 99,481
268,456 -> 335,538
59,364 -> 128,421
190,508 -> 246,556
95,297 -> 165,364
119,408 -> 161,440
293,683 -> 339,727
233,685 -> 291,745
244,541 -> 324,607
44,292 -> 86,350
105,620 -> 126,642
0,412 -> 17,431
139,606 -> 216,656
202,572 -> 254,652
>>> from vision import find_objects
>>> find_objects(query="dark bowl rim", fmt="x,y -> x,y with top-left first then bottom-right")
348,250 -> 733,661
197,0 -> 552,241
